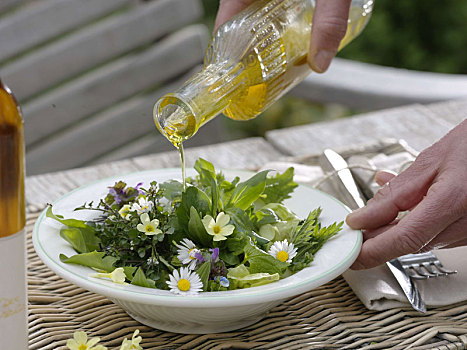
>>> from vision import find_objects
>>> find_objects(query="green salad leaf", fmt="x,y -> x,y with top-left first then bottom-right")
60,251 -> 117,272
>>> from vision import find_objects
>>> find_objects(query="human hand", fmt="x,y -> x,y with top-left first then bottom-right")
214,0 -> 352,73
346,120 -> 467,269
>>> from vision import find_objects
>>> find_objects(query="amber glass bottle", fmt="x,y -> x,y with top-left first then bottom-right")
0,79 -> 28,349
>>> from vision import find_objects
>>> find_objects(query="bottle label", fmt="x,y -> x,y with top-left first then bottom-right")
0,229 -> 28,350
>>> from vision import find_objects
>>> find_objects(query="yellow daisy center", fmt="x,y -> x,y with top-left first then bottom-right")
188,248 -> 196,260
146,225 -> 154,232
78,345 -> 88,350
178,278 -> 191,291
277,251 -> 289,262
213,225 -> 221,234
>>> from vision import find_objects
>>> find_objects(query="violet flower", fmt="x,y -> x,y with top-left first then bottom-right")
134,182 -> 144,195
194,252 -> 205,264
209,248 -> 219,263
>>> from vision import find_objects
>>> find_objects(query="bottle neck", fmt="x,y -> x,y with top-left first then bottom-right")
154,63 -> 246,145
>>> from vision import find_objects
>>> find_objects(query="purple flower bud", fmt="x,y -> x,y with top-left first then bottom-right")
209,248 -> 219,263
135,182 -> 144,195
195,252 -> 205,263
108,188 -> 122,204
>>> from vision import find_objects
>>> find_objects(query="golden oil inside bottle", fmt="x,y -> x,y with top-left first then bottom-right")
0,83 -> 25,237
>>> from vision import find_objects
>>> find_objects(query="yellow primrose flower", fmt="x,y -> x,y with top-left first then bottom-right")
66,331 -> 107,350
201,212 -> 234,241
91,267 -> 126,284
137,213 -> 162,236
120,329 -> 143,350
118,204 -> 132,220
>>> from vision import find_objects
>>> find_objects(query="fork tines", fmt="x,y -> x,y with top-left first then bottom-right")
397,251 -> 458,280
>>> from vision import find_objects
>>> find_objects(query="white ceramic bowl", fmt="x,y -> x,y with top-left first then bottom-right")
33,168 -> 361,334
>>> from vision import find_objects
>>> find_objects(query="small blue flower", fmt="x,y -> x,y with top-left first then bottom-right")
214,276 -> 229,288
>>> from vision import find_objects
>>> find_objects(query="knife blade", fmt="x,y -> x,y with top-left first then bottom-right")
320,149 -> 366,210
320,148 -> 426,313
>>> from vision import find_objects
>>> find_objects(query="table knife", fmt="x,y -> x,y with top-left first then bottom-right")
320,148 -> 426,313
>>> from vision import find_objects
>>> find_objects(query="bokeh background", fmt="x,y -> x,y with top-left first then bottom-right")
201,0 -> 467,140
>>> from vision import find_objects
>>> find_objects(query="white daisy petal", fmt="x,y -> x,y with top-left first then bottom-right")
268,239 -> 297,263
167,267 -> 203,296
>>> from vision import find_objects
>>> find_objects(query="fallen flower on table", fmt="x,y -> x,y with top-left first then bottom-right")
120,329 -> 143,350
66,331 -> 107,350
66,330 -> 144,350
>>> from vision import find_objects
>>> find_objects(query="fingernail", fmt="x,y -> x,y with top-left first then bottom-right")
346,208 -> 364,229
309,49 -> 335,73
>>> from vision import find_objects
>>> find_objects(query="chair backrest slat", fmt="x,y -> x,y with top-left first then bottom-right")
1,0 -> 203,101
0,0 -> 132,64
23,25 -> 208,147
0,0 -> 219,175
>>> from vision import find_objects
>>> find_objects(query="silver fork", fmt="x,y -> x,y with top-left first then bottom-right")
397,251 -> 457,280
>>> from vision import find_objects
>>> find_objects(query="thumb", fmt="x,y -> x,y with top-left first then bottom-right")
346,162 -> 437,230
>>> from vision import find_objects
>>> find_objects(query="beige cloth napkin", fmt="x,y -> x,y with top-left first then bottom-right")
259,155 -> 467,311
342,248 -> 465,310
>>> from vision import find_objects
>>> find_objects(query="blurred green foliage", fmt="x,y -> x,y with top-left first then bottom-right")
338,0 -> 467,74
200,0 -> 467,139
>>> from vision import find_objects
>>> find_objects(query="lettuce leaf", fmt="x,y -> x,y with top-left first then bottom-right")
227,264 -> 279,289
59,251 -> 117,272
226,170 -> 269,210
131,267 -> 156,288
261,167 -> 298,204
244,240 -> 288,275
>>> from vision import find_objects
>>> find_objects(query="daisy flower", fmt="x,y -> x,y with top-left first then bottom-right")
268,239 -> 297,263
66,331 -> 107,350
131,197 -> 154,214
167,267 -> 203,296
119,329 -> 143,350
202,212 -> 235,241
137,213 -> 162,236
175,238 -> 200,270
118,204 -> 132,220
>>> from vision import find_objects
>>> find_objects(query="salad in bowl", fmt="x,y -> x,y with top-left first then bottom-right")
33,158 -> 361,333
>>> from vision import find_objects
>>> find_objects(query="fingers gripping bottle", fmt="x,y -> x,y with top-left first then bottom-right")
154,0 -> 373,147
0,79 -> 28,349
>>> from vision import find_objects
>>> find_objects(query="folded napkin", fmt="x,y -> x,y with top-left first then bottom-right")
259,148 -> 466,311
343,248 -> 466,310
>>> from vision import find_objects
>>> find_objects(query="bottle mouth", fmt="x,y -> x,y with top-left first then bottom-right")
153,94 -> 197,145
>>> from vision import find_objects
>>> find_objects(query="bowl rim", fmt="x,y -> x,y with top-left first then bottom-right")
33,168 -> 362,308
